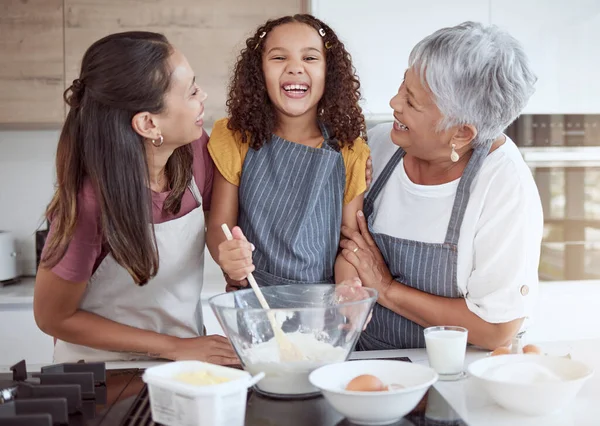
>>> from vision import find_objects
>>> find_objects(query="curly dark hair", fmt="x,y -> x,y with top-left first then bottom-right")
226,14 -> 366,150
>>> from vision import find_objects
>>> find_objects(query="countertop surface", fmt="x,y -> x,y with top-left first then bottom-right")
1,339 -> 598,425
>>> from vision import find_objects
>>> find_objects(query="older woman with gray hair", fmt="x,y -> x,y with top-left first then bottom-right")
340,21 -> 543,351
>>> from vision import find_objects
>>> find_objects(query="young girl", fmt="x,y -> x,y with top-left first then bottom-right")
206,14 -> 369,288
34,31 -> 237,364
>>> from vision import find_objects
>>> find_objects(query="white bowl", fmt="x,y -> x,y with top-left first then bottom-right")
468,354 -> 593,416
308,360 -> 438,425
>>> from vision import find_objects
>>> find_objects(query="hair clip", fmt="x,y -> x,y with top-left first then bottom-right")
254,31 -> 267,50
318,28 -> 326,37
72,78 -> 84,90
325,41 -> 333,49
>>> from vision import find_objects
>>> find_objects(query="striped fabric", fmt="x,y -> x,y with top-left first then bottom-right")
358,139 -> 494,350
238,125 -> 345,287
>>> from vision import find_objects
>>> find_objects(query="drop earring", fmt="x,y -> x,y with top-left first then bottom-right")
450,144 -> 459,162
152,134 -> 164,147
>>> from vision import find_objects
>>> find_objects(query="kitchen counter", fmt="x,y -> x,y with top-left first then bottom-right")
2,338 -> 598,425
0,276 -> 36,305
0,273 -> 227,306
346,339 -> 600,425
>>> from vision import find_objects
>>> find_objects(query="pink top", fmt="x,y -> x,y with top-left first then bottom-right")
45,132 -> 214,283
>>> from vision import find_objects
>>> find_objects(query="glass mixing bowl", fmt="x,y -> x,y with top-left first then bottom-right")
208,284 -> 377,399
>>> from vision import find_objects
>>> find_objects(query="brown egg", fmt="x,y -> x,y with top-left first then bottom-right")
491,347 -> 511,356
523,344 -> 542,355
345,374 -> 385,392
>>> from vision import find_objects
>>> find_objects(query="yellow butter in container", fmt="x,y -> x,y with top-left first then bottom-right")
174,370 -> 231,386
143,361 -> 264,426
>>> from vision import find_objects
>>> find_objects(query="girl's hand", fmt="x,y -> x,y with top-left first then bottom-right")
224,274 -> 249,292
217,226 -> 255,281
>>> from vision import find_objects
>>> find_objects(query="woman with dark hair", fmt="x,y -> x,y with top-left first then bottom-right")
206,14 -> 371,289
34,31 -> 238,364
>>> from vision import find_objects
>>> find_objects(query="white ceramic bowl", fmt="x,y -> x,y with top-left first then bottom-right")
308,359 -> 438,425
468,354 -> 594,416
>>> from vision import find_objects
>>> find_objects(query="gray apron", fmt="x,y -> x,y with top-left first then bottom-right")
357,139 -> 494,350
234,126 -> 346,342
238,124 -> 345,287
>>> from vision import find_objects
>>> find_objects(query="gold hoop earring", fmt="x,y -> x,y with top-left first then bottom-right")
450,144 -> 460,162
152,135 -> 164,147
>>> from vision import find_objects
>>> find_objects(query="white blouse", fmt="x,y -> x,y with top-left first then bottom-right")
368,123 -> 543,324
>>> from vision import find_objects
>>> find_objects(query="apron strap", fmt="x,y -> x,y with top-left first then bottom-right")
444,138 -> 495,245
318,121 -> 331,141
364,147 -> 406,218
318,121 -> 341,152
188,178 -> 203,208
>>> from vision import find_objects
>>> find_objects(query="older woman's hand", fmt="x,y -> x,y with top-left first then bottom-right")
340,211 -> 394,297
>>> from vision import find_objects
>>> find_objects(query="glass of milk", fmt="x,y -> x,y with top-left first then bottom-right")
424,326 -> 468,381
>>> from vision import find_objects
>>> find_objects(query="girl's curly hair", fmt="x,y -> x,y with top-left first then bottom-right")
226,14 -> 366,150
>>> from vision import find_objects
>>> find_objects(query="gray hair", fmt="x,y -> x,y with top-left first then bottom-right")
409,21 -> 537,145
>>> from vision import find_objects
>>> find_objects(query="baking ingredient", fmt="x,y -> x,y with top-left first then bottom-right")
522,344 -> 542,355
424,329 -> 468,374
243,332 -> 346,395
174,370 -> 231,386
491,347 -> 511,356
484,362 -> 562,384
345,374 -> 385,392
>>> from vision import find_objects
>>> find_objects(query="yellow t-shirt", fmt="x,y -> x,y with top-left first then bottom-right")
208,118 -> 370,205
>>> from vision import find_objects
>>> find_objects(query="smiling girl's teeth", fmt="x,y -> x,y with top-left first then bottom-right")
283,84 -> 309,92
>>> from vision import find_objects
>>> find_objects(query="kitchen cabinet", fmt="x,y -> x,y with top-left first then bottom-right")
64,0 -> 305,126
0,0 -> 64,126
1,0 -> 304,127
0,301 -> 221,367
312,0 -> 600,118
0,304 -> 54,366
490,0 -> 600,114
310,0 -> 490,120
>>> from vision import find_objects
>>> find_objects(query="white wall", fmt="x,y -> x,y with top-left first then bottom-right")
310,0 -> 600,117
490,0 -> 600,114
0,130 -> 58,276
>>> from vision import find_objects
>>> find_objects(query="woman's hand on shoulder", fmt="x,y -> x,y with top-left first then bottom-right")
365,156 -> 373,189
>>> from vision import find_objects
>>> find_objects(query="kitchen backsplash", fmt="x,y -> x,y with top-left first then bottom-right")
0,130 -> 59,276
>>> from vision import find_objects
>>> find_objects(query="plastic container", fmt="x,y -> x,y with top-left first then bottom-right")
142,361 -> 264,426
